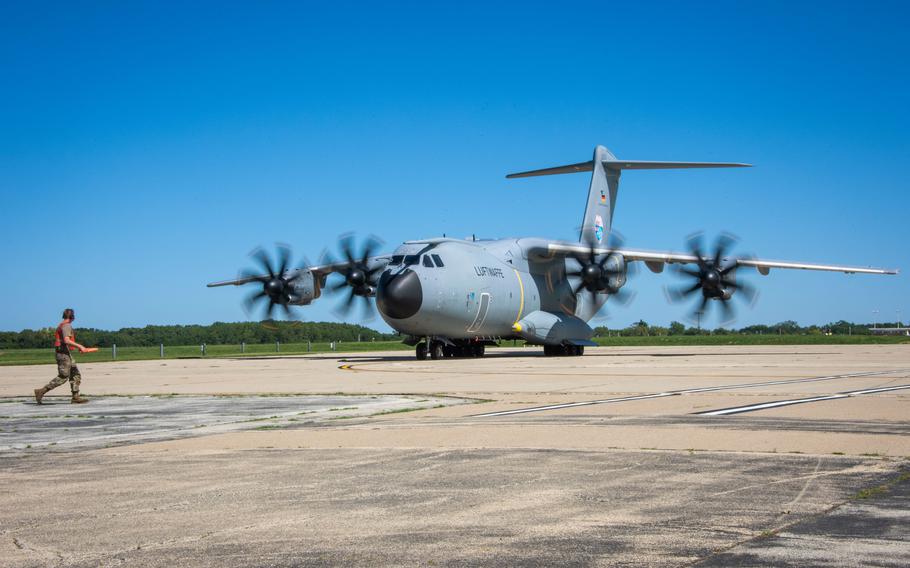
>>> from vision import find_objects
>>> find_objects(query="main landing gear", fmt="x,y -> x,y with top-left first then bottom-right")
415,340 -> 486,360
543,344 -> 584,357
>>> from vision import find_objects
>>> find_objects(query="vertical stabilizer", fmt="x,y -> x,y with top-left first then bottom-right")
505,145 -> 750,246
579,145 -> 619,244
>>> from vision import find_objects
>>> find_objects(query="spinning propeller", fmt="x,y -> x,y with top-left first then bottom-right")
568,233 -> 634,300
559,232 -> 635,318
665,232 -> 758,323
240,244 -> 309,320
322,233 -> 385,319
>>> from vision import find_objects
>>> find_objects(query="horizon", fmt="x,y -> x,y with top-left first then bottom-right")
3,317 -> 905,336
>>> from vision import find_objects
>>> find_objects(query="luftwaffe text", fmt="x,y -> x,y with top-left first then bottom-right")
474,266 -> 505,278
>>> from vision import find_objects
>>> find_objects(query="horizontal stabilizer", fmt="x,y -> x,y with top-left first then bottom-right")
506,160 -> 750,178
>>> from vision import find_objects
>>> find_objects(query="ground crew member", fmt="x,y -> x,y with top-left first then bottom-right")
34,308 -> 90,404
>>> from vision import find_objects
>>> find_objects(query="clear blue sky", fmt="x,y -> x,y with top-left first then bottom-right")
1,1 -> 907,332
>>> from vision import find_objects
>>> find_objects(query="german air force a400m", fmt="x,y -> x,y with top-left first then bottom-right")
208,145 -> 898,360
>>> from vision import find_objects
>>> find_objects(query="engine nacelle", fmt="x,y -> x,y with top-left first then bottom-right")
289,270 -> 319,305
717,267 -> 736,300
604,253 -> 626,291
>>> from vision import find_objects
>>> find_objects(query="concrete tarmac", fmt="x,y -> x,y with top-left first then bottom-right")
1,345 -> 908,566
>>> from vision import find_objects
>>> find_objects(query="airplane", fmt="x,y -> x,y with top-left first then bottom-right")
208,145 -> 898,360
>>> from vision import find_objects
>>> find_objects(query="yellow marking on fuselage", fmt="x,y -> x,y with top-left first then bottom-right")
513,269 -> 525,324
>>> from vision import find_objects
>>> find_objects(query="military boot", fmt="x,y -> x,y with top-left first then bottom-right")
71,394 -> 89,404
34,387 -> 49,404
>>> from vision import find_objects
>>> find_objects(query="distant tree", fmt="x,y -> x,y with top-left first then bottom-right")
625,320 -> 650,337
592,326 -> 612,337
770,320 -> 802,335
668,321 -> 686,335
683,325 -> 707,335
739,324 -> 770,335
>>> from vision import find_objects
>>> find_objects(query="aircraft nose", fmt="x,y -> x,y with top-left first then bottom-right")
377,269 -> 422,320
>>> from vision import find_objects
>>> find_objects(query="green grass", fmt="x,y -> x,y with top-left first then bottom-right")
851,471 -> 910,500
371,406 -> 426,416
853,485 -> 889,499
1,334 -> 906,366
591,334 -> 910,347
0,340 -> 411,366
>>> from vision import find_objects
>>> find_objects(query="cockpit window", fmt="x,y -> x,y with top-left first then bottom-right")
422,255 -> 434,267
389,255 -> 403,266
431,254 -> 444,267
403,254 -> 420,266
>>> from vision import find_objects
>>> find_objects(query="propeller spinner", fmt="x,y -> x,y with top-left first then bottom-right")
665,232 -> 758,323
569,233 -> 634,303
240,244 -> 309,320
322,233 -> 385,320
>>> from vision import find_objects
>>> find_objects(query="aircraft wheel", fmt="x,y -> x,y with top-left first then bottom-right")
430,342 -> 444,360
474,344 -> 485,357
576,346 -> 585,356
416,342 -> 428,360
543,345 -> 554,356
565,344 -> 577,356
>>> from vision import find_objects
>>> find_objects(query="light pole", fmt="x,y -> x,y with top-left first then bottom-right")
898,309 -> 903,328
872,309 -> 880,329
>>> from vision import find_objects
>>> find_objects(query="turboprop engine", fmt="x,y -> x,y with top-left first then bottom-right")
288,270 -> 319,305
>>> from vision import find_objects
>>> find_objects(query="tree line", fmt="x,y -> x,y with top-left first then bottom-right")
1,319 -> 899,350
0,321 -> 399,349
592,320 -> 895,337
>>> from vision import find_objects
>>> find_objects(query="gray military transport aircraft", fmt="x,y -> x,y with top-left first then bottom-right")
208,145 -> 898,360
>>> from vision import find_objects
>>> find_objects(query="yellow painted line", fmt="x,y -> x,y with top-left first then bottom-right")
513,269 -> 525,324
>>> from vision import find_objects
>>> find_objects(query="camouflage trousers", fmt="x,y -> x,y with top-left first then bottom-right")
44,352 -> 82,395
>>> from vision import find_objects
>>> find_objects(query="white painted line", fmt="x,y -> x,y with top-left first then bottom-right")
473,369 -> 908,418
696,384 -> 910,416
696,394 -> 849,416
474,393 -> 679,417
679,370 -> 905,394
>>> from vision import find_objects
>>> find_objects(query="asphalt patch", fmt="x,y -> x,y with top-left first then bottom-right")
0,394 -> 466,452
697,468 -> 910,567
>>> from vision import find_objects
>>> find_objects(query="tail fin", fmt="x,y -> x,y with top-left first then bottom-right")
506,145 -> 750,244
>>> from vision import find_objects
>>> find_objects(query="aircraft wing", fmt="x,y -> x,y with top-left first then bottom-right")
206,258 -> 389,288
541,242 -> 898,276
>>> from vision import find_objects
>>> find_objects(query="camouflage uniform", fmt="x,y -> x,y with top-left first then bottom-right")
43,322 -> 82,395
